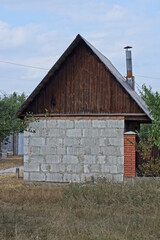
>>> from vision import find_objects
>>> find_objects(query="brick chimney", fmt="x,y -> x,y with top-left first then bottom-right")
124,46 -> 135,90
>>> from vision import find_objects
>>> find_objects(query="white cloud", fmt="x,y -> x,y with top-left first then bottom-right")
0,0 -> 159,94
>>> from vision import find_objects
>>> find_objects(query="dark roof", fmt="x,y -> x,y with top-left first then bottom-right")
16,34 -> 152,120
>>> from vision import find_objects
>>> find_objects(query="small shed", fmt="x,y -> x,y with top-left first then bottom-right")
17,34 -> 152,182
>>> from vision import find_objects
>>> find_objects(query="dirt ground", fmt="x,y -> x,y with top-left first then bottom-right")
0,156 -> 23,170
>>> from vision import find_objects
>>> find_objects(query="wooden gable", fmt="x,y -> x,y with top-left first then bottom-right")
17,36 -> 151,122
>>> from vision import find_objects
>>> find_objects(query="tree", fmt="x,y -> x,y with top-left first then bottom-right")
139,85 -> 160,148
0,92 -> 26,152
136,85 -> 160,176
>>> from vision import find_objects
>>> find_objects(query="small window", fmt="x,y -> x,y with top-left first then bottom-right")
51,97 -> 56,107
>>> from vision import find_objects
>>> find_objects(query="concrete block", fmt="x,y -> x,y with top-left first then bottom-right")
30,172 -> 45,181
101,165 -> 110,173
108,138 -> 124,147
56,147 -> 66,155
109,165 -> 118,174
83,129 -> 99,138
67,147 -> 84,155
46,155 -> 61,163
46,173 -> 63,182
117,164 -> 124,173
30,137 -> 45,147
64,138 -> 81,147
32,129 -> 46,137
63,173 -> 72,182
50,163 -> 66,173
41,164 -> 51,172
109,147 -> 118,156
67,164 -> 83,173
66,129 -> 82,137
75,120 -> 91,128
97,156 -> 106,164
71,174 -> 81,183
100,146 -> 115,155
101,173 -> 112,181
46,138 -> 63,146
30,147 -> 41,156
80,174 -> 86,182
113,174 -> 123,182
49,129 -> 65,137
24,155 -> 29,163
119,147 -> 124,156
107,156 -> 117,165
30,156 -> 44,163
63,155 -> 79,164
24,137 -> 29,146
116,120 -> 124,129
116,156 -> 124,165
100,129 -> 113,137
92,120 -> 106,128
84,155 -> 96,164
47,120 -> 57,128
57,120 -> 74,128
24,163 -> 40,172
24,130 -> 34,137
42,146 -> 57,155
81,173 -> 96,182
90,164 -> 100,172
24,172 -> 30,181
91,146 -> 100,155
84,145 -> 91,155
81,138 -> 98,147
63,173 -> 81,183
24,146 -> 29,155
111,147 -> 124,156
116,129 -> 124,138
84,164 -> 90,173
30,120 -> 46,129
100,129 -> 124,138
99,138 -> 109,146
106,120 -> 124,129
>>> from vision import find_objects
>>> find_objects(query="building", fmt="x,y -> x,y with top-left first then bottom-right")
1,133 -> 24,157
16,34 -> 152,183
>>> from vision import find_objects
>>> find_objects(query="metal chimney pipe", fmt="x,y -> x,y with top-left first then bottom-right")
124,46 -> 135,90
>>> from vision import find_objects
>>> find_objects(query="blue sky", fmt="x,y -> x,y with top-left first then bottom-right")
0,0 -> 160,96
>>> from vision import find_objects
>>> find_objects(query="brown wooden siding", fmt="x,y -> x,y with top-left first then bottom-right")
25,42 -> 144,115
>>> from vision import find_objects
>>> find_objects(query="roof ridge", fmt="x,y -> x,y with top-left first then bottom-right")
16,34 -> 152,120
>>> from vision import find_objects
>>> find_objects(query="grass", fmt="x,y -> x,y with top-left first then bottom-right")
0,156 -> 23,170
1,175 -> 160,239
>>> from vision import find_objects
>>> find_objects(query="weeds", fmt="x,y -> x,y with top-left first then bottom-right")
1,175 -> 160,239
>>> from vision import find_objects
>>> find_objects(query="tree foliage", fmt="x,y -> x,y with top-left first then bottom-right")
139,85 -> 160,149
136,85 -> 160,176
0,92 -> 26,144
140,85 -> 160,121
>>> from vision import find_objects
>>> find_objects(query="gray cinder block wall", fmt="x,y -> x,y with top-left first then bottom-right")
24,117 -> 124,183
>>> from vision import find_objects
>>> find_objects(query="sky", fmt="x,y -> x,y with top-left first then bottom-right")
0,0 -> 160,97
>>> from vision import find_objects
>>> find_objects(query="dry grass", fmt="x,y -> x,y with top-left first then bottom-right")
0,156 -> 23,170
1,175 -> 160,240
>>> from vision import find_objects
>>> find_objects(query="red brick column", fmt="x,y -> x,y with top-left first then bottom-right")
124,132 -> 136,177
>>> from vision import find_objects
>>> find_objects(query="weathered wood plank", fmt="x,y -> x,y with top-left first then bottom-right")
25,42 -> 145,116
